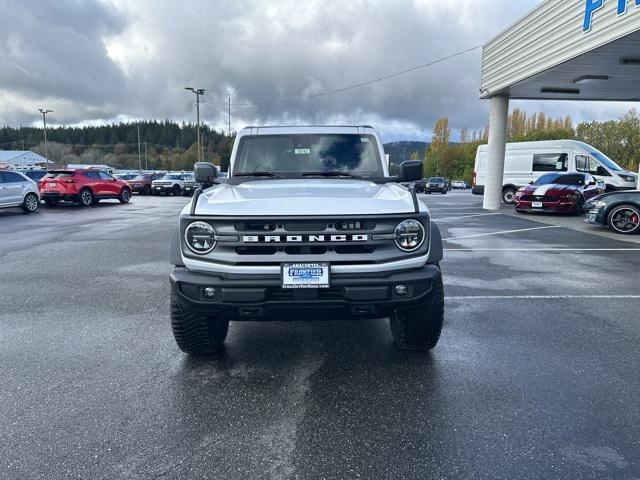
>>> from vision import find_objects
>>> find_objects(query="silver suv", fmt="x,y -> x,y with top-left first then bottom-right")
152,173 -> 192,196
0,171 -> 40,214
169,126 -> 444,355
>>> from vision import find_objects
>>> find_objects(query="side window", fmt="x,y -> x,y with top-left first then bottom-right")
576,155 -> 588,173
3,172 -> 24,183
533,153 -> 568,172
0,173 -> 5,183
591,159 -> 611,177
83,171 -> 98,179
98,171 -> 113,180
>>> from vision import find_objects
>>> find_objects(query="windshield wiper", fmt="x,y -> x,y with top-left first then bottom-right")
302,171 -> 364,179
234,172 -> 283,179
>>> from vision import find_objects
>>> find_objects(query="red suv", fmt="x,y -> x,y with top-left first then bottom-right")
39,169 -> 132,207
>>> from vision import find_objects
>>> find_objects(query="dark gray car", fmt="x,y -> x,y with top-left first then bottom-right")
0,171 -> 40,214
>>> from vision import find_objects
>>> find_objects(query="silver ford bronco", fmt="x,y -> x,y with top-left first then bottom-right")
169,126 -> 444,354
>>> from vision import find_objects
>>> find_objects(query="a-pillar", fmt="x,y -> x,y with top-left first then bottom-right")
483,96 -> 509,210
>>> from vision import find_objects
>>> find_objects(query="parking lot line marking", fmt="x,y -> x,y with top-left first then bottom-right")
433,213 -> 503,221
442,225 -> 562,241
446,295 -> 640,300
445,248 -> 640,252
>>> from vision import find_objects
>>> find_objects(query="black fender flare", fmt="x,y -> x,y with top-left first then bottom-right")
427,222 -> 443,265
169,225 -> 184,266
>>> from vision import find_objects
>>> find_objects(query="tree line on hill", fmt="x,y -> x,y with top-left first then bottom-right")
2,111 -> 638,179
0,121 -> 234,172
407,108 -> 640,182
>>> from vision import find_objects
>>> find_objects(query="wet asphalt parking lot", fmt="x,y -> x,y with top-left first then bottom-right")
1,191 -> 640,480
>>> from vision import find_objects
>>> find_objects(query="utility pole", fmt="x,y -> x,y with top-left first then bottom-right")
38,109 -> 53,171
185,87 -> 205,162
144,141 -> 148,170
137,124 -> 142,170
228,98 -> 231,136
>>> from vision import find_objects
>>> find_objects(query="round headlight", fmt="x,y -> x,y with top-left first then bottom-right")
394,220 -> 425,252
184,221 -> 216,254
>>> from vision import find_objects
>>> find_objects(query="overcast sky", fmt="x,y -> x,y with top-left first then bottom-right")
0,0 -> 633,142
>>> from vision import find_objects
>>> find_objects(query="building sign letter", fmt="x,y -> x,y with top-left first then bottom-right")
584,0 -> 605,31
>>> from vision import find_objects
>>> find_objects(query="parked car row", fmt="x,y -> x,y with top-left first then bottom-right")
513,171 -> 639,235
151,172 -> 201,196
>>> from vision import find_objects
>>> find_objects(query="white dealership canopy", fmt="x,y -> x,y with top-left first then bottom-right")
480,0 -> 640,209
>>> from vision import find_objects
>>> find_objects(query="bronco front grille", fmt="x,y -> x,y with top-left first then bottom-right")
181,215 -> 430,266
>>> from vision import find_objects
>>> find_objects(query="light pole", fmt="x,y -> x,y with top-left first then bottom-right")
38,109 -> 53,171
137,124 -> 142,170
185,87 -> 205,162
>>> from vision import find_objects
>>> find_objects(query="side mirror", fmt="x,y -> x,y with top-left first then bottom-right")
194,162 -> 218,185
529,181 -> 534,185
399,161 -> 423,183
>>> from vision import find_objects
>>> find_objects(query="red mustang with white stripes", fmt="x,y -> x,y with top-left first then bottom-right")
514,173 -> 605,215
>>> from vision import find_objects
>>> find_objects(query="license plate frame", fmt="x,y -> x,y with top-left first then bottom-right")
48,182 -> 57,187
281,263 -> 330,289
532,201 -> 543,208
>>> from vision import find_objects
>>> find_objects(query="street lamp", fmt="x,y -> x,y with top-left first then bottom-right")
185,87 -> 206,162
38,109 -> 53,171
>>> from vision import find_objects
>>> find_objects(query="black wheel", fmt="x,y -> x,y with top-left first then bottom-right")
170,290 -> 229,355
22,193 -> 39,213
442,190 -> 447,195
119,187 -> 131,204
78,188 -> 94,207
502,188 -> 517,204
390,272 -> 444,351
172,184 -> 181,196
607,204 -> 640,235
572,196 -> 585,216
143,185 -> 152,195
44,198 -> 59,207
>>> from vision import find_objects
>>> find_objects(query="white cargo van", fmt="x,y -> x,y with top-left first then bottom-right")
473,140 -> 638,203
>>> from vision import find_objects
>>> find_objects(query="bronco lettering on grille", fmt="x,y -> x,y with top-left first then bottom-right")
243,234 -> 368,243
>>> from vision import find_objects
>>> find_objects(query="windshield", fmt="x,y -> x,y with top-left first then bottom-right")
163,174 -> 183,180
590,150 -> 623,172
430,177 -> 444,182
233,134 -> 383,177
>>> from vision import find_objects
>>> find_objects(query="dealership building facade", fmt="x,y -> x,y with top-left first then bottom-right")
480,0 -> 640,209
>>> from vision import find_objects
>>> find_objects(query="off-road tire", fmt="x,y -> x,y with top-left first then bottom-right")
170,290 -> 229,355
143,185 -> 152,195
22,193 -> 39,213
172,184 -> 181,196
79,188 -> 94,207
390,273 -> 444,351
119,187 -> 131,204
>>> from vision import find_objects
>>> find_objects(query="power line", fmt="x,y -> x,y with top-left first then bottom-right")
204,45 -> 482,107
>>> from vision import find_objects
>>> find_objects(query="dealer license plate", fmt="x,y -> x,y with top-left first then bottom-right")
155,186 -> 161,190
48,182 -> 57,187
282,263 -> 330,289
532,201 -> 543,208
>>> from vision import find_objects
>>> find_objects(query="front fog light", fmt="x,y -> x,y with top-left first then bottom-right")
185,221 -> 216,254
394,220 -> 425,252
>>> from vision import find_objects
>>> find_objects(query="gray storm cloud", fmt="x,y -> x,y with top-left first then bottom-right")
0,0 -> 631,140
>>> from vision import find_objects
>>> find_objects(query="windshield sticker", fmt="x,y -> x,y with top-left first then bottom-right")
295,148 -> 311,155
360,137 -> 370,143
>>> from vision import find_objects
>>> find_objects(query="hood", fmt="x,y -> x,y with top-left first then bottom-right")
192,179 -> 421,216
520,183 -> 579,196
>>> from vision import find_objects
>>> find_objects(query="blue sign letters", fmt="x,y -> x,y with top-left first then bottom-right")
584,0 -> 640,31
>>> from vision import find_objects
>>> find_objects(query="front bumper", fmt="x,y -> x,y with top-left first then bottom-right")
153,185 -> 176,193
586,207 -> 606,225
170,264 -> 441,321
515,199 -> 578,213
